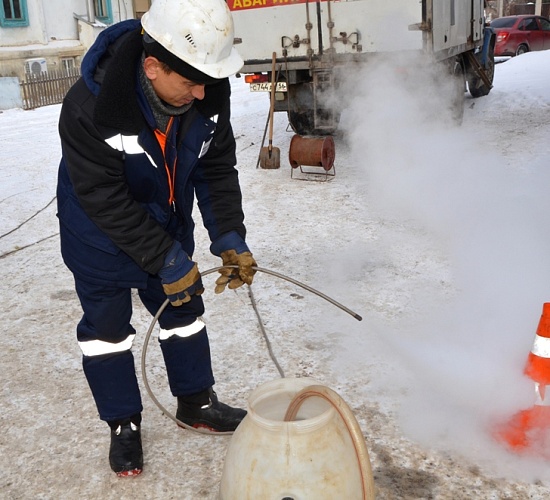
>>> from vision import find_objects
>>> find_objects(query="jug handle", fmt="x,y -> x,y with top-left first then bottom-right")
284,385 -> 376,500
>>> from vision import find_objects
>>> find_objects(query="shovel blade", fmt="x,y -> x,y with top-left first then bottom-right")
259,146 -> 281,169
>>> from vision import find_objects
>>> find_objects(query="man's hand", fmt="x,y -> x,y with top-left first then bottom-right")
215,249 -> 257,294
158,242 -> 204,306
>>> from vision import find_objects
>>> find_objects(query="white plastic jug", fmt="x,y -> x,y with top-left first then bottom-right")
219,377 -> 375,500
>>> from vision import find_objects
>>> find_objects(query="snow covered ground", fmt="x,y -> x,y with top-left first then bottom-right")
1,50 -> 550,498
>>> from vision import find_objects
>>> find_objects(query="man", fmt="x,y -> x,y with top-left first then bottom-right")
56,0 -> 256,477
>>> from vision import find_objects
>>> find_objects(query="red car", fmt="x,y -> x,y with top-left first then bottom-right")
490,15 -> 550,56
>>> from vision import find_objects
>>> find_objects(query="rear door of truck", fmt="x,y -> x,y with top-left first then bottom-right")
229,0 -> 423,70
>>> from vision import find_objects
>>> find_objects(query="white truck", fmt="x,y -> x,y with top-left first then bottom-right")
229,0 -> 495,136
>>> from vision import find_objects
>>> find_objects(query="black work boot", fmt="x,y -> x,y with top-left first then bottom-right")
176,388 -> 246,433
108,414 -> 143,477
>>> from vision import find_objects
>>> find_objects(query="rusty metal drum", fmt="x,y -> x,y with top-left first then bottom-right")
289,135 -> 335,171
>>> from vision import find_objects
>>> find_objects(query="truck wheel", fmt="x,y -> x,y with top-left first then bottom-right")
468,45 -> 495,98
287,82 -> 339,136
448,57 -> 465,124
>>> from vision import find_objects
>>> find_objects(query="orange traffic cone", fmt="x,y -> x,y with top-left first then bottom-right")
493,303 -> 550,459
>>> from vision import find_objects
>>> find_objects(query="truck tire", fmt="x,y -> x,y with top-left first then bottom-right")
467,46 -> 495,98
448,57 -> 465,124
287,82 -> 339,136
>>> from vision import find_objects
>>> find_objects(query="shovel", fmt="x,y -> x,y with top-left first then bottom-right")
259,52 -> 281,169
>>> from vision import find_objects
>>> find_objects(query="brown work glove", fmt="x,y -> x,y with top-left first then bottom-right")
162,263 -> 204,306
215,250 -> 257,294
158,242 -> 204,306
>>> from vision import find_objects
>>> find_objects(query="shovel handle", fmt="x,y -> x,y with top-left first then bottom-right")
268,52 -> 277,148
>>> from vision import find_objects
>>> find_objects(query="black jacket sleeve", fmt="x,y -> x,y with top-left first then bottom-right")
193,80 -> 246,244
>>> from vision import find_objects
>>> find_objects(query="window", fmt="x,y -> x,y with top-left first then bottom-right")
61,58 -> 76,72
490,18 -> 516,28
524,18 -> 539,31
518,20 -> 526,31
0,0 -> 29,27
94,0 -> 113,24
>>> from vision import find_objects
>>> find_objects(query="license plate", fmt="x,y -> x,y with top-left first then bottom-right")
250,82 -> 287,92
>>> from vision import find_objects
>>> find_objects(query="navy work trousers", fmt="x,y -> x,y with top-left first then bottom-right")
74,274 -> 215,422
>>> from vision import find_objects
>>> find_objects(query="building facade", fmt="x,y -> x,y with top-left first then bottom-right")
0,0 -> 152,80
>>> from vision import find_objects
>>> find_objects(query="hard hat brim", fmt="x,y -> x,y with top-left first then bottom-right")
143,32 -> 241,84
189,48 -> 244,80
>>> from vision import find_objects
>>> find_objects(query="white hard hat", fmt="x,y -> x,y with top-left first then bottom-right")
141,0 -> 243,80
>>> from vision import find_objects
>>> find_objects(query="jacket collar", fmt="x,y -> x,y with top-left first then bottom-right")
83,20 -> 146,134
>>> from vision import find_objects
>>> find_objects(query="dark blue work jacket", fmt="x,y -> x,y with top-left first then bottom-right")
56,20 -> 246,288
